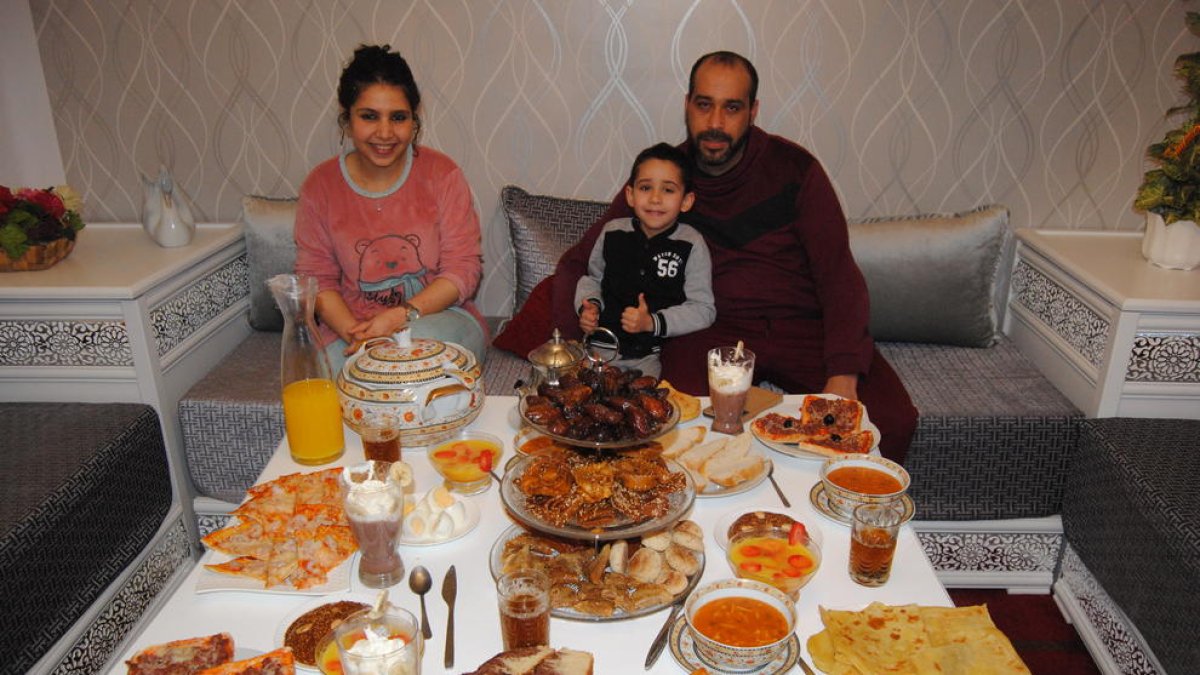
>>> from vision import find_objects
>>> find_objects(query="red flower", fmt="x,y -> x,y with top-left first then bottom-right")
0,186 -> 13,207
16,188 -> 66,219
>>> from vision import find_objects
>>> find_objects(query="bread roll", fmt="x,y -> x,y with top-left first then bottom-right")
628,547 -> 663,583
640,529 -> 672,551
665,543 -> 701,576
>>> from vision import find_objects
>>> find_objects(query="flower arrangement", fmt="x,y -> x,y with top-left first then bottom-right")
1134,12 -> 1200,225
0,185 -> 85,259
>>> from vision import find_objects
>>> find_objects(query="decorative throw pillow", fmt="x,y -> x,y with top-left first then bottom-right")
241,195 -> 298,331
501,185 -> 609,311
848,205 -> 1010,347
492,275 -> 555,358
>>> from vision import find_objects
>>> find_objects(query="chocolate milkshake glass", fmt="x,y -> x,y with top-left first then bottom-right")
708,346 -> 755,434
341,461 -> 405,588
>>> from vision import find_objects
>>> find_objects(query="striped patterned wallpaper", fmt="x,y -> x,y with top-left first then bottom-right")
31,0 -> 1189,314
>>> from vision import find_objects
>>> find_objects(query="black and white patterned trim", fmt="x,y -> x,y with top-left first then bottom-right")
0,319 -> 132,366
1055,544 -> 1163,675
1126,332 -> 1200,383
150,254 -> 249,357
196,512 -> 235,538
1011,260 -> 1109,367
48,515 -> 193,674
918,530 -> 1060,573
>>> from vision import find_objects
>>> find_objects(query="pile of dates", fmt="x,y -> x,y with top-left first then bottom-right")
523,366 -> 675,443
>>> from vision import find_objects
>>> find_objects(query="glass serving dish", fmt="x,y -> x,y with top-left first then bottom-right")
517,396 -> 680,449
499,454 -> 696,541
488,524 -> 705,622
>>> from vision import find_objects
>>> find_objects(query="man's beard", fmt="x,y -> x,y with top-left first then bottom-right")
692,129 -> 748,173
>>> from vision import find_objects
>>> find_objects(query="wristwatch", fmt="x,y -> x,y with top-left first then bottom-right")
402,301 -> 422,324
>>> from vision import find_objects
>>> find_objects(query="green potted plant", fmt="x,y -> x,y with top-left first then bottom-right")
0,185 -> 85,272
1134,10 -> 1200,269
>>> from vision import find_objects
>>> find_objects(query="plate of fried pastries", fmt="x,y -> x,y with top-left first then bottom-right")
489,522 -> 705,622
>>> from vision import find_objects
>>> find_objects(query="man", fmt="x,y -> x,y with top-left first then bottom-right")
552,51 -> 918,463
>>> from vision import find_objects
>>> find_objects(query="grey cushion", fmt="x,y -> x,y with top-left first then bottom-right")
0,403 -> 172,673
1063,418 -> 1200,674
242,195 -> 299,331
849,205 -> 1010,347
501,185 -> 608,311
880,337 -> 1080,520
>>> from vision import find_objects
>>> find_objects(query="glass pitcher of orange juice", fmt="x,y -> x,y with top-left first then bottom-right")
268,274 -> 344,464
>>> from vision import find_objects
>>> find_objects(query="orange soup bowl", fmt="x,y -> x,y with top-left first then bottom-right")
819,455 -> 910,520
726,522 -> 822,598
683,579 -> 797,671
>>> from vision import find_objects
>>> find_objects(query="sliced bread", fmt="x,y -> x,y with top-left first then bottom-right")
658,426 -> 707,459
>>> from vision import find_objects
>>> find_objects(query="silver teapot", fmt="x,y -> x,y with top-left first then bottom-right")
524,327 -> 619,390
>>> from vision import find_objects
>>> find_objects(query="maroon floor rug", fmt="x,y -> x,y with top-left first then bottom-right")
948,589 -> 1100,675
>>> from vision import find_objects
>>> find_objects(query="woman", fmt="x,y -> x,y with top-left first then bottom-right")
294,44 -> 487,371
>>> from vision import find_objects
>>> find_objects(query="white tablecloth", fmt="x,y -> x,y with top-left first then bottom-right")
114,395 -> 950,674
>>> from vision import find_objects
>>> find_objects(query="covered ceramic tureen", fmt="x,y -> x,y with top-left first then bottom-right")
337,330 -> 483,446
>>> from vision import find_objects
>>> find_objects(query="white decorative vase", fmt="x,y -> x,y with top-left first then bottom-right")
1142,212 -> 1200,270
141,167 -> 196,248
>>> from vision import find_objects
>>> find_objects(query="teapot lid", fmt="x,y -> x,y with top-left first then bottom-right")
346,335 -> 474,387
527,328 -> 586,369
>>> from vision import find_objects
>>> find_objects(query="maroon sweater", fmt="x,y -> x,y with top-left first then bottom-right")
553,126 -> 874,378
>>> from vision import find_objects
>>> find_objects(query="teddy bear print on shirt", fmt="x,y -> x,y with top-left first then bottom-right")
355,234 -> 429,306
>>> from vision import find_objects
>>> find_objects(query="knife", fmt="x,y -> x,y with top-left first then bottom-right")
644,598 -> 684,669
442,565 -> 457,669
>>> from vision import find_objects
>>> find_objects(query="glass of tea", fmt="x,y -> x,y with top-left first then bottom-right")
496,569 -> 550,650
355,412 -> 401,464
849,502 -> 904,586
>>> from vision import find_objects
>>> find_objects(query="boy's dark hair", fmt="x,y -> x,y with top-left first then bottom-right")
337,44 -> 422,145
687,50 -> 759,104
629,142 -> 694,192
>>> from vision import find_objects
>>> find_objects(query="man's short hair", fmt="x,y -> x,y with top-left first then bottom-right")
687,51 -> 759,104
629,142 -> 694,193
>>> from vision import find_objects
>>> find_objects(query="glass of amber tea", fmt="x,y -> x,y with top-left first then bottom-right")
355,411 -> 401,464
497,569 -> 550,650
849,502 -> 903,586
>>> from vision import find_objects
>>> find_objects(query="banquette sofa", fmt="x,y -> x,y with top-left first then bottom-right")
2,403 -> 192,674
180,187 -> 1082,596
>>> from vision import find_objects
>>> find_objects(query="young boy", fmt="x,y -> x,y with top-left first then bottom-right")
575,143 -> 716,376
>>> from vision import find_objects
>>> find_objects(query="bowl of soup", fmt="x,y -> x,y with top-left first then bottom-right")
684,578 -> 796,671
819,455 -> 910,519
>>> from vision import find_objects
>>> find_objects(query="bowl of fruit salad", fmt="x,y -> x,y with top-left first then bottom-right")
428,430 -> 503,495
725,519 -> 822,598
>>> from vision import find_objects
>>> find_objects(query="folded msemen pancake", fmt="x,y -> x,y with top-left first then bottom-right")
806,602 -> 1030,675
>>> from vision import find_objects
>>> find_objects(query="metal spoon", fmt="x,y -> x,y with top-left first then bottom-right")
409,566 -> 433,639
767,461 -> 791,507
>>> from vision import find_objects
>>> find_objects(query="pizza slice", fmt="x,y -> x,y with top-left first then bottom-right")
266,537 -> 300,588
799,395 -> 865,435
291,525 -> 358,589
751,412 -> 816,444
203,556 -> 268,583
197,647 -> 295,675
233,490 -> 296,536
294,467 -> 344,506
289,503 -> 347,531
796,429 -> 876,457
126,632 -> 235,674
200,518 -> 271,559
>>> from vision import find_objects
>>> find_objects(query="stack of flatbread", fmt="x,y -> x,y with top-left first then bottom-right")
807,602 -> 1030,674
